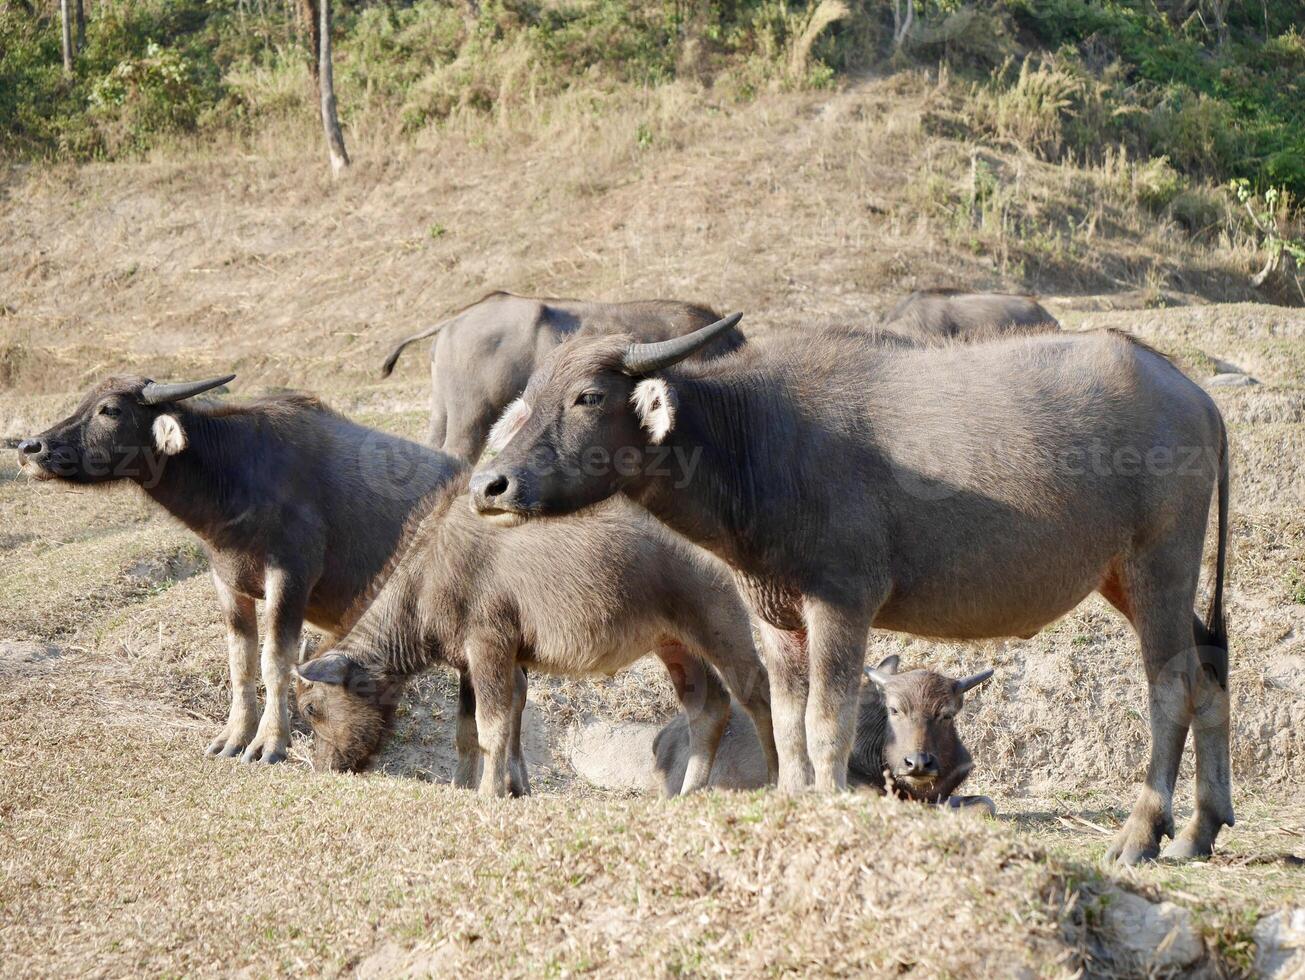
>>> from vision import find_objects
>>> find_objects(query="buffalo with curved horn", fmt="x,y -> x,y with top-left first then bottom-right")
471,310 -> 1232,866
18,374 -> 463,768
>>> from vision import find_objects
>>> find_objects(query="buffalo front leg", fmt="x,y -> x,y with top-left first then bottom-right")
242,569 -> 310,765
804,598 -> 876,792
453,671 -> 481,789
207,575 -> 259,758
656,643 -> 731,795
466,637 -> 517,797
756,620 -> 812,794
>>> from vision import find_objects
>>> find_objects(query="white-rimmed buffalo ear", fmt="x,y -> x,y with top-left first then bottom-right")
295,653 -> 351,686
152,414 -> 188,455
632,378 -> 677,444
955,667 -> 995,695
865,654 -> 901,686
483,398 -> 531,460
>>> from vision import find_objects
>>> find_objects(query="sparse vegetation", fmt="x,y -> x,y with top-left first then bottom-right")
1,1 -> 1303,974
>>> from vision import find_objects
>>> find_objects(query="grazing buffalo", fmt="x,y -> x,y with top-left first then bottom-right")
16,375 -> 468,766
654,656 -> 994,809
470,315 -> 1231,865
884,289 -> 1060,342
380,292 -> 744,460
294,471 -> 777,795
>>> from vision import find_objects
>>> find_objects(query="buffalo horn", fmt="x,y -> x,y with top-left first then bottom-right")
621,313 -> 742,375
140,374 -> 237,405
956,668 -> 995,694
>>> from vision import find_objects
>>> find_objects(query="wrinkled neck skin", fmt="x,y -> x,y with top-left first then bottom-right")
137,407 -> 267,551
629,371 -> 773,573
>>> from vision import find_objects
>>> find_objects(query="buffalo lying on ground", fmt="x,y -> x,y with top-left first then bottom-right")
381,291 -> 744,460
295,469 -> 776,795
654,656 -> 995,809
17,376 -> 467,766
883,288 -> 1060,342
470,315 -> 1231,865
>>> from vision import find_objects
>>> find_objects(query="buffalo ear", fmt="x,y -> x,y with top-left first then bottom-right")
483,398 -> 531,460
295,653 -> 352,686
864,654 -> 901,687
632,378 -> 678,444
152,414 -> 188,455
955,667 -> 995,695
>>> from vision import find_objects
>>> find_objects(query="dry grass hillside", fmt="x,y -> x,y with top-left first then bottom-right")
1,72 -> 1303,976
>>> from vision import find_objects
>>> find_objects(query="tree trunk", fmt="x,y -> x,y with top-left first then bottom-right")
297,0 -> 322,97
318,0 -> 350,176
74,0 -> 85,51
59,0 -> 74,73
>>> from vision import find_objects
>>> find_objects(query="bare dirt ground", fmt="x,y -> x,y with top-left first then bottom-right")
1,75 -> 1302,976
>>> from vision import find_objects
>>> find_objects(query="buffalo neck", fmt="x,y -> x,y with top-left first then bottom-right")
335,480 -> 482,679
137,406 -> 270,548
630,369 -> 780,576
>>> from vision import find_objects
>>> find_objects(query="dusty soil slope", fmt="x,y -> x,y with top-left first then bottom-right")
1,74 -> 1302,975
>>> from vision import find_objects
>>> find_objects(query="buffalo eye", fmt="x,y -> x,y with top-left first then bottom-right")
99,405 -> 122,419
937,710 -> 956,722
574,391 -> 604,408
888,706 -> 900,717
303,702 -> 319,719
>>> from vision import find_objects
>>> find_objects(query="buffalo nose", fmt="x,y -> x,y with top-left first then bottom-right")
903,753 -> 938,776
470,470 -> 512,510
17,439 -> 43,455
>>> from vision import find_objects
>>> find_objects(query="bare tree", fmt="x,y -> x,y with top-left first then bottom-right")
59,0 -> 74,73
892,0 -> 914,54
75,0 -> 85,51
297,0 -> 349,176
318,0 -> 350,176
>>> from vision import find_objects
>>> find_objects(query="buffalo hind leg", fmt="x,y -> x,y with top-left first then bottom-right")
207,575 -> 258,758
507,667 -> 531,797
804,597 -> 877,793
656,643 -> 730,794
1164,658 -> 1234,859
757,621 -> 812,793
1106,554 -> 1201,865
453,672 -> 481,789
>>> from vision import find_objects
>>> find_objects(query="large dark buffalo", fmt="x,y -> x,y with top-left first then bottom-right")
884,289 -> 1060,342
380,292 -> 744,459
295,471 -> 776,796
470,315 -> 1231,865
16,376 -> 462,765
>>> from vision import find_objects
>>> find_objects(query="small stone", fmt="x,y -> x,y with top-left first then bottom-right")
1206,372 -> 1260,387
1255,908 -> 1305,978
1098,890 -> 1204,972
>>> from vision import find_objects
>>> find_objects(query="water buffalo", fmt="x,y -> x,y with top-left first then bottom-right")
469,315 -> 1231,865
380,292 -> 744,460
884,289 -> 1060,342
654,656 -> 994,808
294,471 -> 777,796
16,375 -> 465,766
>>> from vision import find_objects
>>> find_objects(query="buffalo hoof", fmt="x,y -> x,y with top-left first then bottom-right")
1160,835 -> 1214,862
1106,835 -> 1161,866
240,737 -> 288,765
205,729 -> 252,759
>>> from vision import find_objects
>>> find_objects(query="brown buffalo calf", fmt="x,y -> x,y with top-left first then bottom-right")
654,656 -> 994,809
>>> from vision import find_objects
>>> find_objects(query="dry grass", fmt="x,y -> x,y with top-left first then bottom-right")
1,71 -> 1303,975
